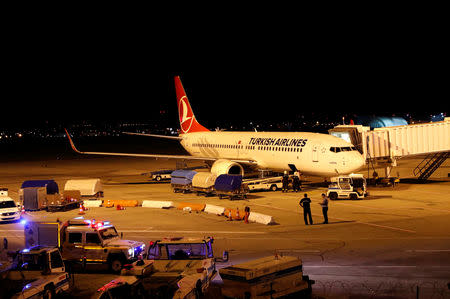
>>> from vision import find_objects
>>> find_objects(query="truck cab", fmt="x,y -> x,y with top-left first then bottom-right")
0,246 -> 70,299
327,174 -> 368,200
95,237 -> 225,298
145,237 -> 218,296
24,217 -> 145,273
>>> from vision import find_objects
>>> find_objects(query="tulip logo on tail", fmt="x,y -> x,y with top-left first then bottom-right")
178,96 -> 194,133
175,76 -> 209,134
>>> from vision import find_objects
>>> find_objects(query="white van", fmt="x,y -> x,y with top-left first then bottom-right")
0,196 -> 21,222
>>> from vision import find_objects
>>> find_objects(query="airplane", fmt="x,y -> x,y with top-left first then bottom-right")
65,76 -> 365,177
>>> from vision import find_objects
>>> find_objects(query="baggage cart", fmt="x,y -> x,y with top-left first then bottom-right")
214,175 -> 249,200
46,194 -> 82,212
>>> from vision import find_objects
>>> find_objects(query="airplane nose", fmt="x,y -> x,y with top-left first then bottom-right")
354,153 -> 366,171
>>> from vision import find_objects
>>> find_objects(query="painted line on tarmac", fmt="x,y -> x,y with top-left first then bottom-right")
351,221 -> 416,233
405,249 -> 450,252
120,230 -> 267,234
252,203 -> 416,233
335,201 -> 450,214
0,229 -> 266,234
303,264 -> 418,268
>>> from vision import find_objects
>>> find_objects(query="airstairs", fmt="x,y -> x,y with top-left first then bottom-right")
413,152 -> 449,180
329,117 -> 450,180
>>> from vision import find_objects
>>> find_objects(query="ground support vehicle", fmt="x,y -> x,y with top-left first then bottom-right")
148,169 -> 173,182
94,237 -> 223,298
220,255 -> 314,299
24,217 -> 145,273
0,245 -> 70,299
326,173 -> 368,200
171,170 -> 197,193
245,176 -> 283,192
215,175 -> 249,200
0,196 -> 21,222
145,237 -> 218,297
191,172 -> 217,196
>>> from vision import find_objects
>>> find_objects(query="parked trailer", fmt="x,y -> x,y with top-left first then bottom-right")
170,170 -> 197,193
192,172 -> 217,196
214,175 -> 249,200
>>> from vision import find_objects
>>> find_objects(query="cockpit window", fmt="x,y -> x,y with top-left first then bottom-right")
330,146 -> 357,153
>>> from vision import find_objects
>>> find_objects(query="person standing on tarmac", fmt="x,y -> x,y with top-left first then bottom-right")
282,171 -> 289,193
292,171 -> 301,192
299,193 -> 313,225
319,193 -> 329,224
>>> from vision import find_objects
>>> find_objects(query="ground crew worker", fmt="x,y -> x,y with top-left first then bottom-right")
236,207 -> 240,220
282,171 -> 289,192
319,193 -> 329,224
299,193 -> 313,225
292,171 -> 301,192
244,206 -> 250,224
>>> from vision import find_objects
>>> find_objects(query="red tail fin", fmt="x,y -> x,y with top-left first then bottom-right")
174,76 -> 209,134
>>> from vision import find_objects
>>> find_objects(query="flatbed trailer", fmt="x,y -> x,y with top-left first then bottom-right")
47,200 -> 82,212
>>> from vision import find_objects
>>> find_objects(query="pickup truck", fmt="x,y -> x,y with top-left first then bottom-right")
24,217 -> 145,273
93,237 -> 225,299
0,246 -> 70,299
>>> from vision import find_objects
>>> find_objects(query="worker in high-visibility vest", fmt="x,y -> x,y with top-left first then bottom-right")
244,206 -> 250,224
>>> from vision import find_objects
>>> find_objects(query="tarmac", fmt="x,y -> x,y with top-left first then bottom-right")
1,155 -> 449,298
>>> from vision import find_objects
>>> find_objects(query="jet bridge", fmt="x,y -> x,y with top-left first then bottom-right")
329,117 -> 450,179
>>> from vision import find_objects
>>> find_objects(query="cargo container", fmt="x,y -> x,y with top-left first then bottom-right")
214,175 -> 249,200
64,178 -> 103,198
19,187 -> 48,211
220,255 -> 314,298
192,172 -> 217,196
170,170 -> 197,193
21,180 -> 59,195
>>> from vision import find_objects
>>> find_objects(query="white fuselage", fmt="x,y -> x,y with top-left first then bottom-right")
180,131 -> 365,177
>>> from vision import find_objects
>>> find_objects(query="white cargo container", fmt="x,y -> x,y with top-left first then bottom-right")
64,179 -> 103,197
191,172 -> 217,196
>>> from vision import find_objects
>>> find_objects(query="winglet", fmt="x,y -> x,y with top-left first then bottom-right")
64,129 -> 83,154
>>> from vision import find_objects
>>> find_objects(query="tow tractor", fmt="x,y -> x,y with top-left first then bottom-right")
0,246 -> 70,299
326,173 -> 368,200
93,237 -> 226,299
24,217 -> 145,273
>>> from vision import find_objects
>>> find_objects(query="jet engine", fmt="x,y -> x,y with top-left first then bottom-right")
210,159 -> 244,176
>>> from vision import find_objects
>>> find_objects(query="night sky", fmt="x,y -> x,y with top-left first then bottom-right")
3,24 -> 447,128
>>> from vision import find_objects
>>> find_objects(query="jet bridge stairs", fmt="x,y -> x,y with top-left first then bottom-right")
413,152 -> 449,180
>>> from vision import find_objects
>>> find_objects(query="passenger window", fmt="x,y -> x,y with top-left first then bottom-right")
68,232 -> 82,243
50,250 -> 64,268
86,233 -> 101,244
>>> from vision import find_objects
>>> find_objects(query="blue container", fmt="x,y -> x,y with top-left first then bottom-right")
21,180 -> 59,194
170,170 -> 197,185
214,175 -> 242,192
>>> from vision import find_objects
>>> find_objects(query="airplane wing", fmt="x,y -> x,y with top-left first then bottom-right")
64,129 -> 256,165
122,132 -> 183,140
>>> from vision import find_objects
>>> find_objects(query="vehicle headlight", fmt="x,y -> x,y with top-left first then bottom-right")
128,248 -> 134,257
